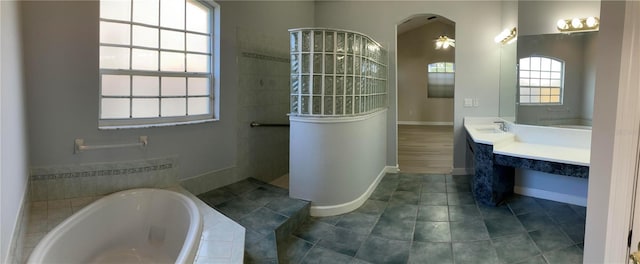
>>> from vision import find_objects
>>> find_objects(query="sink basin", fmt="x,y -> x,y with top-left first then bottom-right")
475,126 -> 504,134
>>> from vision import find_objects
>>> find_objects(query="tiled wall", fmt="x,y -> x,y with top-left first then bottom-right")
236,29 -> 291,183
180,167 -> 239,196
29,157 -> 177,202
20,157 -> 178,262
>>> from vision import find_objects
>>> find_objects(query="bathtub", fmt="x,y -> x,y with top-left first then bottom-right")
28,188 -> 202,264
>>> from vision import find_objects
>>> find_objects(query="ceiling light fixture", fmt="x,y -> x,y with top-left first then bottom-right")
435,35 -> 455,49
557,16 -> 599,32
494,27 -> 517,45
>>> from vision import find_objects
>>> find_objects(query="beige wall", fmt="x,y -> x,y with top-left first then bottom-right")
397,21 -> 454,124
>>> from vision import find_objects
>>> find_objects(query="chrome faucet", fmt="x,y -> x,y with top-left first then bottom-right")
494,121 -> 508,132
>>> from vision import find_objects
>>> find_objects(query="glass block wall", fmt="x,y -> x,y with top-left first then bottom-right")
289,28 -> 388,116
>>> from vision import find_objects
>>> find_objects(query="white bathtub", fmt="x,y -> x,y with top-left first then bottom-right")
28,188 -> 202,264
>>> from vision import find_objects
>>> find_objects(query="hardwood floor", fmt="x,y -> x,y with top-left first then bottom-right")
398,125 -> 453,174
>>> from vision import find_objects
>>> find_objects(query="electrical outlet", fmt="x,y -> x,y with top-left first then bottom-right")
473,98 -> 479,107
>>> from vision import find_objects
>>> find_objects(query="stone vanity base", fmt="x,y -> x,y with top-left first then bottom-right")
467,134 -> 589,206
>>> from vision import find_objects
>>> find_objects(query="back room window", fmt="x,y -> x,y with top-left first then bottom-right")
427,62 -> 454,98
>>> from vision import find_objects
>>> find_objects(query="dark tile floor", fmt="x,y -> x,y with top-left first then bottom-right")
201,173 -> 586,264
197,178 -> 311,263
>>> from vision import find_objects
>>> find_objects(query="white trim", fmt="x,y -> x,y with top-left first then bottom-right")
98,0 -> 219,128
584,1 -> 640,263
4,183 -> 29,264
310,166 -> 395,217
594,1 -> 640,262
99,118 -> 217,130
514,186 -> 587,207
397,121 -> 453,126
387,165 -> 399,173
290,109 -> 387,124
451,167 -> 471,175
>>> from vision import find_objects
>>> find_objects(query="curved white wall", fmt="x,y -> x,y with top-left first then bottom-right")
289,110 -> 387,216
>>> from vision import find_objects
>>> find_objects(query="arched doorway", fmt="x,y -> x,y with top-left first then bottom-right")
396,14 -> 455,174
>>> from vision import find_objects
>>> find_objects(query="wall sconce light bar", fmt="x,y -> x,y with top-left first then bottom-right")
494,27 -> 517,44
557,17 -> 599,32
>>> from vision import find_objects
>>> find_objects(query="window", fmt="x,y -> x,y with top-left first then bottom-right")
519,56 -> 563,104
427,62 -> 454,98
99,0 -> 218,128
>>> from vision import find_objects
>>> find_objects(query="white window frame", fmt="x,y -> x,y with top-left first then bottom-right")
518,56 -> 564,105
98,0 -> 220,129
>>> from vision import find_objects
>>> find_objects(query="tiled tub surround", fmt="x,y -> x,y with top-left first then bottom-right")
29,157 -> 178,201
464,117 -> 591,206
27,189 -> 202,263
23,186 -> 245,264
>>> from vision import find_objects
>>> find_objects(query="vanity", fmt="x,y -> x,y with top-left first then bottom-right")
465,117 -> 590,206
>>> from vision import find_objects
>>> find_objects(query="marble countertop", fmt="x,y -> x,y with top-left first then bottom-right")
464,123 -> 515,146
464,117 -> 591,166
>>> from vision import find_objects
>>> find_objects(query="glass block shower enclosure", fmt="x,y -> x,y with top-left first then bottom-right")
289,28 -> 388,117
289,28 -> 390,216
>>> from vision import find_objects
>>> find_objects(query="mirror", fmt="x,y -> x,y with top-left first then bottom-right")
498,0 -> 600,129
516,32 -> 597,128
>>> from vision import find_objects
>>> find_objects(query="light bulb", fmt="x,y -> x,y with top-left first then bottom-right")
435,41 -> 443,49
443,42 -> 450,49
495,29 -> 508,43
586,17 -> 598,28
557,19 -> 568,30
571,18 -> 583,29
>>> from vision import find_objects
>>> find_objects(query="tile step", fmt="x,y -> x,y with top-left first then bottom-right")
196,177 -> 310,263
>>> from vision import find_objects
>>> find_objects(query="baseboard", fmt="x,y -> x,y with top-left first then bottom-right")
514,186 -> 587,206
397,121 -> 453,126
451,167 -> 472,175
310,166 -> 394,217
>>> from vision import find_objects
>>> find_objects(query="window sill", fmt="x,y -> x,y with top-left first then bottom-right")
99,118 -> 218,130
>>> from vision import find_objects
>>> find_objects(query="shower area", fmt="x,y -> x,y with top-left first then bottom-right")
236,29 -> 291,184
288,28 -> 390,216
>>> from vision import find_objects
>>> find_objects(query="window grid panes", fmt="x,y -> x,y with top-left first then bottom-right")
518,56 -> 563,104
289,29 -> 388,117
99,0 -> 214,127
427,62 -> 454,98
